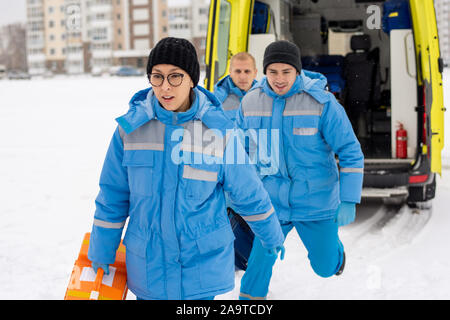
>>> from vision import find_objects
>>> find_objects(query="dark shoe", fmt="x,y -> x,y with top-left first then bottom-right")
335,252 -> 346,276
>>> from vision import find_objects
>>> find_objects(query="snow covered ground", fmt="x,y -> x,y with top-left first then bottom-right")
0,70 -> 448,300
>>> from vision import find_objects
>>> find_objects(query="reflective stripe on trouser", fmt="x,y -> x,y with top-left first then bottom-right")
239,218 -> 344,299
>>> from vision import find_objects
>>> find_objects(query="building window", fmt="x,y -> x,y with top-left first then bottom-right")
133,8 -> 149,21
134,38 -> 150,50
133,23 -> 149,36
132,0 -> 148,5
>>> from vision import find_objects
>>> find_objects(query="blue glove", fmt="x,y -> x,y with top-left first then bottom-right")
267,245 -> 286,260
92,262 -> 110,275
336,202 -> 356,226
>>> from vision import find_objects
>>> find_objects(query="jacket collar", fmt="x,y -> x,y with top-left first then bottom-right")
258,70 -> 330,104
116,86 -> 220,134
260,74 -> 303,99
153,90 -> 199,126
215,75 -> 257,98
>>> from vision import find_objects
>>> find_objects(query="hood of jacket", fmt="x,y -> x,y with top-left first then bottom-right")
214,75 -> 257,102
116,85 -> 223,135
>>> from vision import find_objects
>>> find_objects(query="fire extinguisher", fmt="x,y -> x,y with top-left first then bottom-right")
396,122 -> 408,159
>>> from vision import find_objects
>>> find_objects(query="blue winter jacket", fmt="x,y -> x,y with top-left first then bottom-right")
88,85 -> 284,300
214,75 -> 258,123
236,70 -> 364,221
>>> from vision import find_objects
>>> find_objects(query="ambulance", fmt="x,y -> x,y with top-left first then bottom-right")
205,0 -> 445,206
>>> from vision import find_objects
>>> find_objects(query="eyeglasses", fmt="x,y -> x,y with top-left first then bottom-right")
148,73 -> 185,87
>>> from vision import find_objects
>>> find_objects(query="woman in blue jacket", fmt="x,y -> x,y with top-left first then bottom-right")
87,37 -> 284,300
236,41 -> 364,300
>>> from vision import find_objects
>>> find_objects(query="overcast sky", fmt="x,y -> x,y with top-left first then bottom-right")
0,0 -> 26,26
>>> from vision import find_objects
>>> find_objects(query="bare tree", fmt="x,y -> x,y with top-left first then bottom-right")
0,23 -> 28,71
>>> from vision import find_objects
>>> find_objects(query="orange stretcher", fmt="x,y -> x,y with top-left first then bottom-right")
64,233 -> 128,300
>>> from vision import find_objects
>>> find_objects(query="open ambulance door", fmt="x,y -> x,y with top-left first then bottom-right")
410,0 -> 445,175
205,0 -> 254,91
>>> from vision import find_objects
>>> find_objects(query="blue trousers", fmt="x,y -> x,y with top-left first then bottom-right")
239,218 -> 344,300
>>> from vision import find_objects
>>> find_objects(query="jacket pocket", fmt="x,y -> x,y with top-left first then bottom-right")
123,231 -> 148,293
182,163 -> 219,201
196,225 -> 235,289
306,167 -> 339,193
122,151 -> 154,196
292,116 -> 321,147
262,175 -> 290,210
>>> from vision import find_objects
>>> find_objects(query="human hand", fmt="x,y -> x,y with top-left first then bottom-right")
336,202 -> 356,226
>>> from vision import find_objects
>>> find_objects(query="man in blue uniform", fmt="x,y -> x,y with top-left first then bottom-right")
236,40 -> 364,300
214,52 -> 258,123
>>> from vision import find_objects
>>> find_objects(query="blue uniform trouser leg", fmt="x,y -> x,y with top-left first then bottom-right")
239,218 -> 344,300
239,222 -> 293,300
294,218 -> 344,278
238,237 -> 279,300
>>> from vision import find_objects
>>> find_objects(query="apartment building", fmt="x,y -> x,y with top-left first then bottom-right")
191,0 -> 209,68
435,0 -> 450,64
86,0 -> 115,71
43,0 -> 69,73
168,0 -> 209,70
27,0 -> 46,75
26,0 -> 169,74
65,0 -> 86,74
113,0 -> 169,68
168,3 -> 191,39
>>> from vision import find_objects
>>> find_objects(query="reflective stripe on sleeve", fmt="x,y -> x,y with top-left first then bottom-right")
241,206 -> 274,222
340,167 -> 364,174
93,218 -> 126,229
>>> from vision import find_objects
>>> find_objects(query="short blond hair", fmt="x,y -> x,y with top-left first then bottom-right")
230,52 -> 256,70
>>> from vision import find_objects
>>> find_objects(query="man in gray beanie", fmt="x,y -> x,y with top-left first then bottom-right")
236,40 -> 364,300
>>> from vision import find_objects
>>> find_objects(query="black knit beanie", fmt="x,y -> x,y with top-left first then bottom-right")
263,40 -> 302,74
147,37 -> 200,87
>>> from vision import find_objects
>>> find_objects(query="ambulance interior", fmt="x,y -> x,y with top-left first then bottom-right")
247,0 -> 418,165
